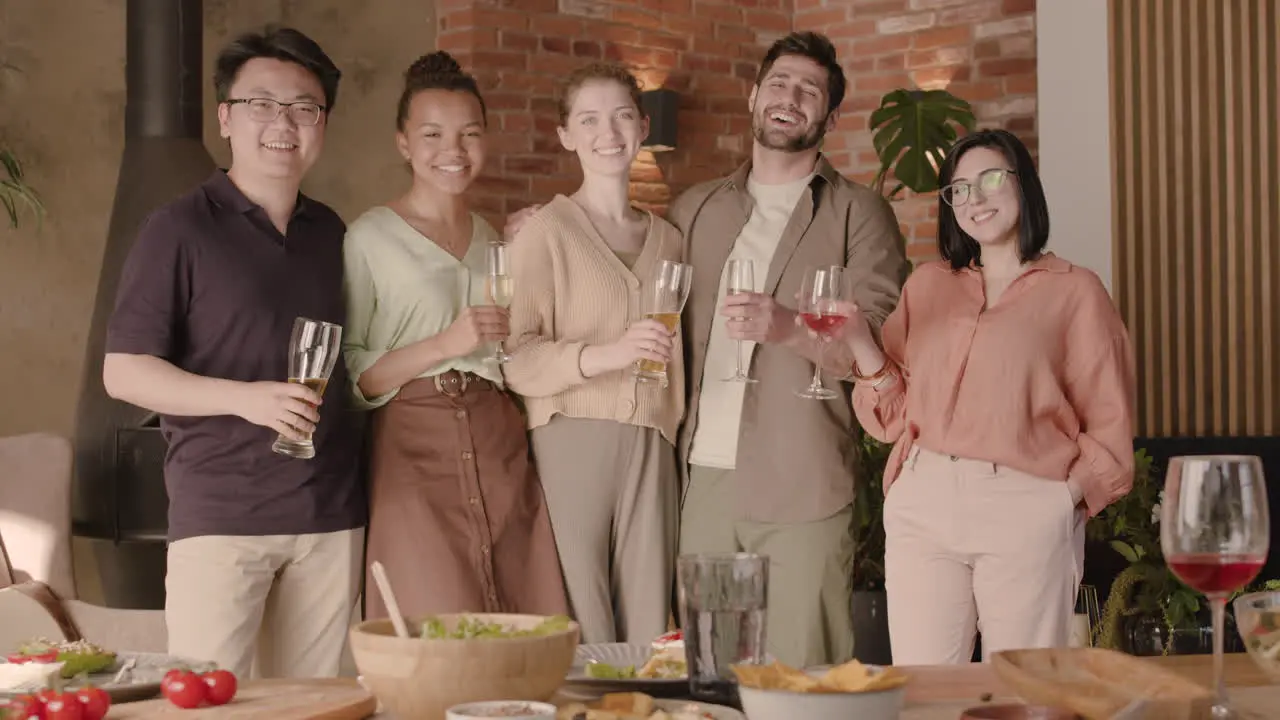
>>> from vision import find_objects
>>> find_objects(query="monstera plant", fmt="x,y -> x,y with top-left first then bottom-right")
868,88 -> 976,199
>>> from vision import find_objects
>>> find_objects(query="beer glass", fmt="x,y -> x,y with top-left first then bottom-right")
271,317 -> 343,460
485,241 -> 514,363
634,259 -> 693,387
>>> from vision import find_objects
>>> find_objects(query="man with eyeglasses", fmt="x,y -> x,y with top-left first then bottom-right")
103,26 -> 365,679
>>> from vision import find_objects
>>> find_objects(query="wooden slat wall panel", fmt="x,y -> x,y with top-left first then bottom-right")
1109,0 -> 1280,437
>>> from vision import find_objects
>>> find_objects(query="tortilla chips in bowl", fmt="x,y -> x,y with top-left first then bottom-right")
733,658 -> 908,720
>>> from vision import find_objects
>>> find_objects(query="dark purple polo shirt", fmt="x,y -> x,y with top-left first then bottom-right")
105,170 -> 366,542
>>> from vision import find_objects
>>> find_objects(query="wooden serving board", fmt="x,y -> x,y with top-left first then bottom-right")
897,685 -> 1280,720
106,679 -> 377,720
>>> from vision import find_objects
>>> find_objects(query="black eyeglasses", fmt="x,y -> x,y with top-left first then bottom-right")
225,98 -> 327,127
941,168 -> 1016,207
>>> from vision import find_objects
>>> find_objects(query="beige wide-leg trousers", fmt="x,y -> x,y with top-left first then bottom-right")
884,447 -> 1085,664
530,416 -> 679,645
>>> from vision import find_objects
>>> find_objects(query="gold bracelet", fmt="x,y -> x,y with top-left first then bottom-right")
851,360 -> 894,387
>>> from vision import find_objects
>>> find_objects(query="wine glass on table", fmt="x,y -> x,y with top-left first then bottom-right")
1161,455 -> 1270,718
485,241 -> 513,364
722,259 -> 757,384
271,317 -> 342,459
795,266 -> 850,400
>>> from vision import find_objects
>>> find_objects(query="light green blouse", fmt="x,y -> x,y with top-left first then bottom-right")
342,206 -> 503,410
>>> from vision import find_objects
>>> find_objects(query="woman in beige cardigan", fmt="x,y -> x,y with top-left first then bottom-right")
504,62 -> 685,645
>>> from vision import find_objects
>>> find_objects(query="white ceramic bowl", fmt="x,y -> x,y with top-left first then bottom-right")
737,668 -> 906,720
445,700 -> 558,719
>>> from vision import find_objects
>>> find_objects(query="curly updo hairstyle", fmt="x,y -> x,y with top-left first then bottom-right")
395,50 -> 487,130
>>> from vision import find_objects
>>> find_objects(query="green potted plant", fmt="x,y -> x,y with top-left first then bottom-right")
0,149 -> 43,228
1,60 -> 44,228
850,432 -> 892,664
1090,450 -> 1274,655
868,88 -> 976,199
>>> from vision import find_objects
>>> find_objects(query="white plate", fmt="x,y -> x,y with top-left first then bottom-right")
565,643 -> 687,692
0,651 -> 216,703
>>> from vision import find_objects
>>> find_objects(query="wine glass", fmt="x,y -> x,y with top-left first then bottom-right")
795,266 -> 850,400
1161,455 -> 1270,718
634,259 -> 693,387
485,241 -> 513,364
722,259 -> 757,384
271,317 -> 343,459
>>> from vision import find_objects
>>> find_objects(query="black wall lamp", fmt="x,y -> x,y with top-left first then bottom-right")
640,88 -> 679,152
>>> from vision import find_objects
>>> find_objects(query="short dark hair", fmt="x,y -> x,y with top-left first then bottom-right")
755,31 -> 846,114
396,51 -> 486,131
935,128 -> 1050,270
558,61 -> 645,127
213,26 -> 341,111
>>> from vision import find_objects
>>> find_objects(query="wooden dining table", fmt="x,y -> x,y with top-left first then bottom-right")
138,653 -> 1270,718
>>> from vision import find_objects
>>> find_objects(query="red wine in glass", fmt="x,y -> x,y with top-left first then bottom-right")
800,312 -> 848,337
1167,553 -> 1265,594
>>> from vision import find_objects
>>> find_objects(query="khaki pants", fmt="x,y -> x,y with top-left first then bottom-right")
885,447 -> 1085,664
165,528 -> 364,679
680,465 -> 854,669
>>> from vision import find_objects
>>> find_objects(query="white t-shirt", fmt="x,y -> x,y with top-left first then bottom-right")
688,172 -> 813,469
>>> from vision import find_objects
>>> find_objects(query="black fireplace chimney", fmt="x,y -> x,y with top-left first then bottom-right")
72,0 -> 214,609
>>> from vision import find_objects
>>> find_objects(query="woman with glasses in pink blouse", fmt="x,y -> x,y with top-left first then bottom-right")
830,129 -> 1137,664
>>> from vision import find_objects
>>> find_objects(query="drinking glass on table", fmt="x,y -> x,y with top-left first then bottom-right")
722,259 -> 757,384
271,317 -> 342,460
634,259 -> 693,387
676,553 -> 769,709
795,265 -> 851,400
1161,455 -> 1270,718
485,241 -> 513,364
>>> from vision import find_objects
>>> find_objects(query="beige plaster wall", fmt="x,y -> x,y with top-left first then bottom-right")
0,0 -> 433,440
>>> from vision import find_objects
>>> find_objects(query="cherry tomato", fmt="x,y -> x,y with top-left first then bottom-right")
5,651 -> 58,665
41,693 -> 82,720
4,695 -> 44,720
72,687 -> 109,720
161,670 -> 206,709
200,670 -> 237,706
33,690 -> 59,707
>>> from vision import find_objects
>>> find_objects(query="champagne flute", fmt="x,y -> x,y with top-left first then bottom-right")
1161,455 -> 1270,718
485,241 -> 513,364
795,266 -> 850,400
721,259 -> 757,384
271,317 -> 343,459
635,259 -> 693,388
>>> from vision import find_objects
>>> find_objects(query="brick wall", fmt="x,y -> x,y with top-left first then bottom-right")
803,0 -> 1038,257
437,0 -> 1038,259
438,0 -> 790,224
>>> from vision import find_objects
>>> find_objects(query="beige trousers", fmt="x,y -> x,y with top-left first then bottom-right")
884,447 -> 1085,664
530,417 -> 679,645
680,465 -> 854,669
165,528 -> 364,679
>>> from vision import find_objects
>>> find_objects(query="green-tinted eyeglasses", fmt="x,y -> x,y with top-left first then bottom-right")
941,168 -> 1016,207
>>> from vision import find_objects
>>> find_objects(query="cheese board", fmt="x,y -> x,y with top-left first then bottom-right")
105,678 -> 376,719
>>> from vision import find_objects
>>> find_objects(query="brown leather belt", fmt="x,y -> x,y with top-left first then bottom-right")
432,369 -> 487,397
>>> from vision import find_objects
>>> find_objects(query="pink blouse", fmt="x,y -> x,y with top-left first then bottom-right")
852,253 -> 1137,517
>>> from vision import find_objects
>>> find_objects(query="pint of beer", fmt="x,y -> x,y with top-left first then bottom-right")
634,260 -> 693,387
271,317 -> 343,460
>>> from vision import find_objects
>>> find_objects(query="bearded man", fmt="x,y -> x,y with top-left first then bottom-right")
667,31 -> 911,667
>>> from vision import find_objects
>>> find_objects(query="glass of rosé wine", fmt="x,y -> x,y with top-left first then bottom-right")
1161,455 -> 1270,718
795,265 -> 850,400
